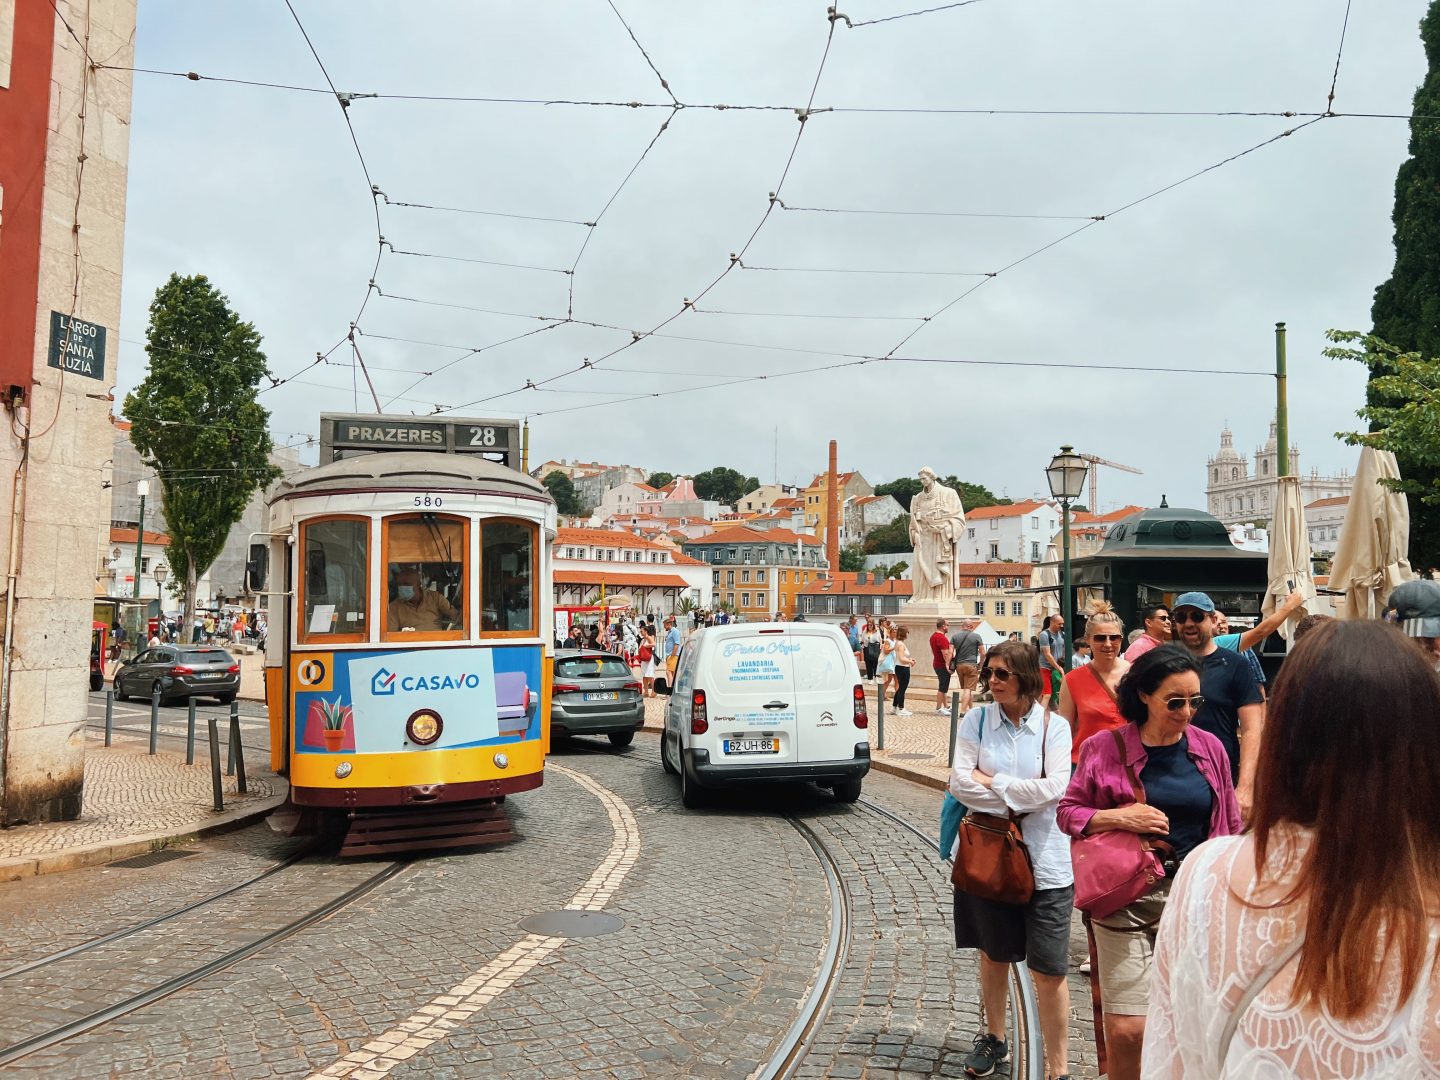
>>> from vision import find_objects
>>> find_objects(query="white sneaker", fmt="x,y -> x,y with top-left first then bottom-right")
895,708 -> 912,716
936,706 -> 949,715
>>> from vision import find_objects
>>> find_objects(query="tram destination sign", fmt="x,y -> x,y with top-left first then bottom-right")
46,312 -> 107,382
319,413 -> 520,466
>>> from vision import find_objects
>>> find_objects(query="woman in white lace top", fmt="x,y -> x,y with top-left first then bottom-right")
1143,619 -> 1440,1078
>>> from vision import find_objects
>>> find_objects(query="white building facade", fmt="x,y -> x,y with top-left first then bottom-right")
960,500 -> 1063,564
1206,422 -> 1351,528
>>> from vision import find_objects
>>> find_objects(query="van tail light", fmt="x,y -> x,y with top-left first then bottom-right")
170,665 -> 194,676
623,680 -> 642,692
853,684 -> 868,729
691,689 -> 709,735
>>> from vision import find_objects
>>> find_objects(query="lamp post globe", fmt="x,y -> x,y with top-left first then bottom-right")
1045,446 -> 1087,670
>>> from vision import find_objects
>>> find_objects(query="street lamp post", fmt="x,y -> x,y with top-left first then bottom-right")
133,480 -> 149,599
1045,446 -> 1088,670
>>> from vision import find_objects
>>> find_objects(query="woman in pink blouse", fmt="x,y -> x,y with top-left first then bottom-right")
1144,619 -> 1440,1078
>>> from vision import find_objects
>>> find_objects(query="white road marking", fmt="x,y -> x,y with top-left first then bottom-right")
308,761 -> 640,1079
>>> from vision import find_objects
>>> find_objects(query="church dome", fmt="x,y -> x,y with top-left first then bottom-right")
1212,426 -> 1242,462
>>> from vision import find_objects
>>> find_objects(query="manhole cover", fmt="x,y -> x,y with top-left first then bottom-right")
109,848 -> 199,869
519,910 -> 624,938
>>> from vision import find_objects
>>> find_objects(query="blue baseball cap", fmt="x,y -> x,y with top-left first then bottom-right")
1172,591 -> 1216,613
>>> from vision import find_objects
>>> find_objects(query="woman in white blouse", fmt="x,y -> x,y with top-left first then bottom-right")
1145,619 -> 1440,1078
949,640 -> 1075,1080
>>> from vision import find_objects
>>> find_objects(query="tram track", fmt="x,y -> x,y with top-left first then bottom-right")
0,857 -> 408,1067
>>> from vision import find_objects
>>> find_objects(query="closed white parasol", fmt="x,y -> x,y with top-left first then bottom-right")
1328,448 -> 1415,620
1261,475 -> 1315,639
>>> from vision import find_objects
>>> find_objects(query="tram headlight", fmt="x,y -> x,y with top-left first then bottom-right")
493,752 -> 509,770
406,709 -> 443,745
335,761 -> 352,779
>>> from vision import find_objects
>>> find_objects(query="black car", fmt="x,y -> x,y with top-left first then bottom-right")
549,649 -> 644,748
113,645 -> 240,705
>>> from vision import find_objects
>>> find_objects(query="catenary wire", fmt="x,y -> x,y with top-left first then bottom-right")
1325,0 -> 1354,114
842,0 -> 988,29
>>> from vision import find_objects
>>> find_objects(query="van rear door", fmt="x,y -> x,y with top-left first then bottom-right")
701,628 -> 799,768
787,627 -> 861,764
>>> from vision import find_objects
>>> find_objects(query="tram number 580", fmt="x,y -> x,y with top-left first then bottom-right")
468,426 -> 498,447
414,495 -> 444,508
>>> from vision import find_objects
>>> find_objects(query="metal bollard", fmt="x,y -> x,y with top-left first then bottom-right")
149,682 -> 161,755
104,690 -> 114,747
207,713 -> 224,812
948,690 -> 961,769
186,699 -> 197,766
875,685 -> 885,751
230,706 -> 247,795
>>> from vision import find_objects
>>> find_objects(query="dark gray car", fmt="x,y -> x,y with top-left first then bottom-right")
550,649 -> 644,748
113,646 -> 240,705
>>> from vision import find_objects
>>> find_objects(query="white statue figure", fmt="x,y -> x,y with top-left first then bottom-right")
909,467 -> 966,603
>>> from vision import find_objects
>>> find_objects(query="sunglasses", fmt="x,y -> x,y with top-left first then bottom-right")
1164,694 -> 1205,712
1151,614 -> 1171,622
1172,610 -> 1211,624
1091,634 -> 1124,643
981,667 -> 1013,683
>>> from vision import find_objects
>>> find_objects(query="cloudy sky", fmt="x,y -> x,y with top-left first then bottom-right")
115,1 -> 1428,511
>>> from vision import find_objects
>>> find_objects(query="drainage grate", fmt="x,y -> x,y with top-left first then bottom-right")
518,910 -> 624,938
108,848 -> 200,869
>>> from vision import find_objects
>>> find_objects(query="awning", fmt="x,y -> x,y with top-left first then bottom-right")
553,570 -> 691,589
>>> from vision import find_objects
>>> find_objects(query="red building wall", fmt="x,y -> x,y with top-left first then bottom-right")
0,1 -> 57,393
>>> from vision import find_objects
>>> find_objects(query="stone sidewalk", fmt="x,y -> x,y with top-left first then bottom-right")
0,728 -> 285,882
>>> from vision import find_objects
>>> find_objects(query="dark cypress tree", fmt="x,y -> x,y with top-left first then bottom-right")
1369,1 -> 1440,567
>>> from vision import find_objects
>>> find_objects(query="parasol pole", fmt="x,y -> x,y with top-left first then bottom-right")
1275,322 -> 1289,477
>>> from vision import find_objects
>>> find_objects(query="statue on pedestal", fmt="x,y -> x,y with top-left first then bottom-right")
909,467 -> 966,603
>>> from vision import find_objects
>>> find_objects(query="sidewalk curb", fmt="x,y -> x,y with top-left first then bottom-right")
0,779 -> 288,884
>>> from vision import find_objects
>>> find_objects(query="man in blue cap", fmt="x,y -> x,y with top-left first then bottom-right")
1171,591 -> 1264,822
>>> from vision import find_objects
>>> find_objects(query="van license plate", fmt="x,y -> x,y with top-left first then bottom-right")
724,738 -> 778,755
583,691 -> 619,702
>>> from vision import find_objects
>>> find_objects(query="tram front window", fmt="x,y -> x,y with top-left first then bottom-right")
302,518 -> 368,640
482,521 -> 534,633
385,515 -> 466,636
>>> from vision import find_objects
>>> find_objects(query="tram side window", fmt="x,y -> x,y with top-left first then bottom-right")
481,521 -> 534,633
303,519 -> 368,638
385,515 -> 466,636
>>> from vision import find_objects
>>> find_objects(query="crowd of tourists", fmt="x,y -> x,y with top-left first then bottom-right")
945,579 -> 1440,1079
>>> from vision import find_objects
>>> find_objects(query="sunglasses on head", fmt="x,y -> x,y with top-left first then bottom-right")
1091,634 -> 1124,643
1173,610 -> 1211,624
1164,694 -> 1205,712
981,666 -> 1013,683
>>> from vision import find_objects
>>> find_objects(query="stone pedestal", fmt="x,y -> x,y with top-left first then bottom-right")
894,599 -> 971,691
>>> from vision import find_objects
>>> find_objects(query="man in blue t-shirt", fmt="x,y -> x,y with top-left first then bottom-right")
1171,592 -> 1264,822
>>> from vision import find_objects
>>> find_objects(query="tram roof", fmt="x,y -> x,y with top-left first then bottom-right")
270,451 -> 549,504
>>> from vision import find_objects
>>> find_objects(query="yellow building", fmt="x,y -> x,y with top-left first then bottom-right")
801,470 -> 872,546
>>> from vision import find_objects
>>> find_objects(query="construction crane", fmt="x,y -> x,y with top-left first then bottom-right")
1079,454 -> 1142,513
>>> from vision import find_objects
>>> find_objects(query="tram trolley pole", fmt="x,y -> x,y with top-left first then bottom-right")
104,690 -> 114,747
948,690 -> 961,769
186,699 -> 197,765
149,682 -> 161,755
229,701 -> 247,794
207,712 -> 225,812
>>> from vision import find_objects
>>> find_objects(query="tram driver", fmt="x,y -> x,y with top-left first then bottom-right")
388,567 -> 461,632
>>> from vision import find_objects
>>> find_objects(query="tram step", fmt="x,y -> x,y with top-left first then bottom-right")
339,801 -> 516,858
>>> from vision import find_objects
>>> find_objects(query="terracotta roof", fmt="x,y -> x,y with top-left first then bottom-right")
958,563 -> 1033,575
554,570 -> 691,589
770,497 -> 803,509
1073,505 -> 1146,524
1305,495 -> 1349,509
852,494 -> 885,505
684,525 -> 823,546
807,470 -> 858,489
110,527 -> 170,547
966,499 -> 1050,519
111,417 -> 132,431
798,573 -> 913,596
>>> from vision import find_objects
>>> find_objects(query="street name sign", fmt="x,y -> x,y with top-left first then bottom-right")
46,312 -> 107,381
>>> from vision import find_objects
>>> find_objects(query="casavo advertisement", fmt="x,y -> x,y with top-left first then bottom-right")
291,646 -> 542,754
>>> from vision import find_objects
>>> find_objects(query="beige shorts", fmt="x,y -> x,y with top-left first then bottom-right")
954,662 -> 979,690
1091,877 -> 1172,1016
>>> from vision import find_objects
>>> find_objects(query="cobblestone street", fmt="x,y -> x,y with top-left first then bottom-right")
0,730 -> 1096,1078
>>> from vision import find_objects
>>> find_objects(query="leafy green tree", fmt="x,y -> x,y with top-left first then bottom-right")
645,471 -> 675,490
873,476 -> 1008,513
1368,1 -> 1440,566
1326,332 -> 1440,528
886,560 -> 909,578
863,514 -> 912,555
124,274 -> 280,633
838,544 -> 867,572
543,471 -> 585,516
692,467 -> 759,506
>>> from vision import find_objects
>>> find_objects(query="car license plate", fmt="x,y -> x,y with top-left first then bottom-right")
723,738 -> 778,755
196,672 -> 220,680
583,691 -> 619,702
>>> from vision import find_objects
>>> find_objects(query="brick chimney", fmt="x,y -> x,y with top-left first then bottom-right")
826,440 -> 840,572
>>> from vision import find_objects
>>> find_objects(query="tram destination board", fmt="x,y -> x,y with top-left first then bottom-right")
319,413 -> 520,466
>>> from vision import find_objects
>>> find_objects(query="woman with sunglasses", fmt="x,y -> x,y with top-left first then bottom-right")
1057,603 -> 1130,766
1056,645 -> 1241,1080
950,641 -> 1075,1080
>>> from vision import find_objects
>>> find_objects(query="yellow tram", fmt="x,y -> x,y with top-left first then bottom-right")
256,415 -> 556,854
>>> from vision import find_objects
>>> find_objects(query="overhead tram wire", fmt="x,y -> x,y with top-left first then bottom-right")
378,194 -> 595,228
840,0 -> 988,29
775,199 -> 1099,221
738,261 -> 992,276
1325,0 -> 1355,115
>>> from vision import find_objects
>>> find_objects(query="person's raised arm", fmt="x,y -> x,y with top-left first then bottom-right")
1235,701 -> 1264,823
1237,589 -> 1306,653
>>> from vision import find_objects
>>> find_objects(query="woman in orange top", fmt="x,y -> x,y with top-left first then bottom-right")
1057,603 -> 1129,765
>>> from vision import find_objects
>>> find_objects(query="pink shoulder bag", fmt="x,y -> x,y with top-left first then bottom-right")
1070,728 -> 1170,920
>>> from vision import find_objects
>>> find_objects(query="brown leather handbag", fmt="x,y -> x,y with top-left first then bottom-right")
950,707 -> 1051,904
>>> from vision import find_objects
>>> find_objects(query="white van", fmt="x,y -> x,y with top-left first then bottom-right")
659,622 -> 870,807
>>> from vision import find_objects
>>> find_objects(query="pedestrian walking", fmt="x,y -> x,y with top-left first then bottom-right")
930,618 -> 955,714
877,621 -> 898,698
862,618 -> 881,680
1056,603 -> 1129,766
891,626 -> 915,715
1057,645 -> 1242,1080
663,616 -> 682,688
1038,614 -> 1066,707
1143,620 -> 1440,1078
949,617 -> 986,714
949,640 -> 1074,1080
846,615 -> 863,673
638,624 -> 658,697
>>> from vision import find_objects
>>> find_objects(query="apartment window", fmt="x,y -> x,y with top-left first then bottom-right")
756,591 -> 767,610
713,571 -> 720,585
1011,601 -> 1024,616
726,571 -> 735,586
742,592 -> 751,608
1330,526 -> 1337,539
1031,516 -> 1039,528
967,528 -> 975,539
974,601 -> 986,616
975,577 -> 986,589
726,592 -> 735,606
727,548 -> 737,562
742,548 -> 752,563
741,569 -> 750,583
1031,542 -> 1040,560
990,519 -> 999,530
989,542 -> 1000,559
780,569 -> 788,583
756,568 -> 766,583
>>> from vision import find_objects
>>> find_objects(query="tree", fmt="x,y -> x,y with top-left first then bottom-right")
863,514 -> 912,555
1368,0 -> 1440,566
124,273 -> 281,636
838,544 -> 867,572
874,476 -> 1009,513
646,471 -> 675,490
692,466 -> 758,507
886,560 -> 909,578
543,471 -> 585,516
1326,331 -> 1440,519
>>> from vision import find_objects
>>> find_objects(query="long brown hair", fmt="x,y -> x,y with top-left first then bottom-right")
1249,618 -> 1440,1018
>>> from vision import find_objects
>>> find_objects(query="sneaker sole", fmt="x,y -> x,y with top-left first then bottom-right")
965,1059 -> 1010,1078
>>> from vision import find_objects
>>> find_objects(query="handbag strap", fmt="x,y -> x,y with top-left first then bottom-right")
1111,727 -> 1146,804
1087,661 -> 1120,706
1218,932 -> 1306,1064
